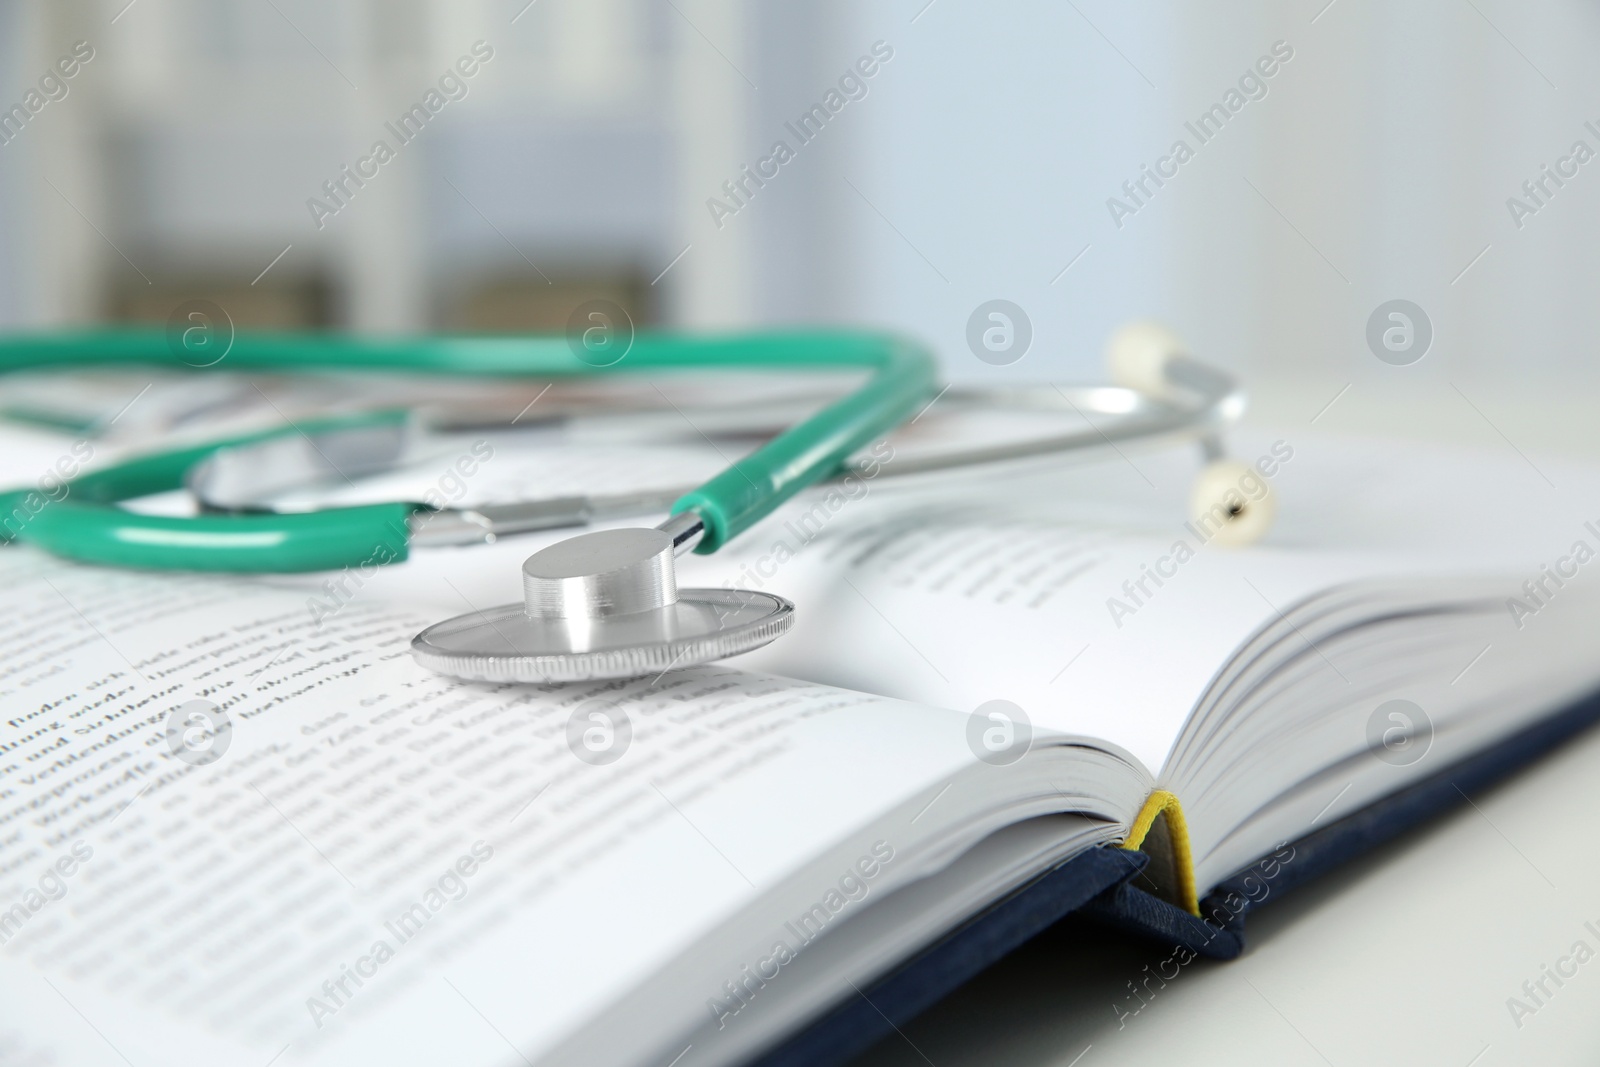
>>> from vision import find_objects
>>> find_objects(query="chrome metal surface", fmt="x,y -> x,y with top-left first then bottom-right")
410,489 -> 689,547
189,419 -> 411,510
410,589 -> 794,683
410,498 -> 590,545
656,511 -> 706,555
839,361 -> 1243,479
413,510 -> 752,682
520,527 -> 678,619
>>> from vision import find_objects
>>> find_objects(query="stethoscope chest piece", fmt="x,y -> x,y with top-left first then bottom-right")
411,523 -> 794,683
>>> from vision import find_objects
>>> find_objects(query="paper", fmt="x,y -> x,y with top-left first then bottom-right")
0,552 -> 986,1066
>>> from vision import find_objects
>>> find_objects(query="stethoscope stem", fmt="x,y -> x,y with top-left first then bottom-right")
657,510 -> 707,555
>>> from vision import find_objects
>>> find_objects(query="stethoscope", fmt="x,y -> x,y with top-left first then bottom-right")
0,322 -> 1266,683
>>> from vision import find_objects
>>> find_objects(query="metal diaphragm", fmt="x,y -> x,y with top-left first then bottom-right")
410,588 -> 794,683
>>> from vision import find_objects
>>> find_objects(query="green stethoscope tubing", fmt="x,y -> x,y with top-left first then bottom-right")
0,329 -> 938,572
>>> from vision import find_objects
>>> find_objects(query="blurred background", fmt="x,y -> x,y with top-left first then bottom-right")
4,0 -> 1599,445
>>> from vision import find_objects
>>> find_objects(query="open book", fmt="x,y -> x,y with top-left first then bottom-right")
3,415 -> 1598,1067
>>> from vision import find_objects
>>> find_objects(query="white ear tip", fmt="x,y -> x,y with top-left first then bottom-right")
1106,320 -> 1188,396
1189,460 -> 1276,547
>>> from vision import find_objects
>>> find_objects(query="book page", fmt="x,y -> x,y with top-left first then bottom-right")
677,472 -> 1382,775
0,550 -> 995,1067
